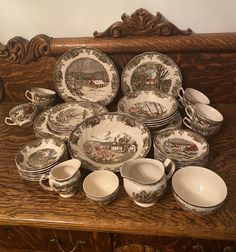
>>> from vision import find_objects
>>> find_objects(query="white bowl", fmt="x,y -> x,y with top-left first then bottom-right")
172,166 -> 227,214
83,170 -> 119,204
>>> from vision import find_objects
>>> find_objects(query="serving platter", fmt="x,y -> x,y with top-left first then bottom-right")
121,52 -> 182,97
54,47 -> 120,105
68,112 -> 151,172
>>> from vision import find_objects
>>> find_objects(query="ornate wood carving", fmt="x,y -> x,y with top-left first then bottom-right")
114,244 -> 155,252
94,8 -> 192,38
0,34 -> 52,64
0,78 -> 4,102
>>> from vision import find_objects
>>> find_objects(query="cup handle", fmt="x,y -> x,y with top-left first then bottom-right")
25,90 -> 33,102
4,117 -> 17,125
39,174 -> 53,191
163,158 -> 175,181
183,117 -> 193,130
185,105 -> 194,119
177,87 -> 185,99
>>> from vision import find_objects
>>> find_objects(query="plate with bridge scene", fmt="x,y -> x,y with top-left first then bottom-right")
121,52 -> 182,97
54,47 -> 120,105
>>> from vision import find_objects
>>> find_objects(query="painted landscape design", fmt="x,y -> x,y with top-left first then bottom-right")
84,132 -> 138,164
131,62 -> 172,93
163,138 -> 198,159
65,58 -> 109,98
128,101 -> 167,120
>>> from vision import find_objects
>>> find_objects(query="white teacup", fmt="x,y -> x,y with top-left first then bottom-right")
39,159 -> 81,198
5,103 -> 37,127
178,88 -> 210,108
25,87 -> 56,108
183,103 -> 223,136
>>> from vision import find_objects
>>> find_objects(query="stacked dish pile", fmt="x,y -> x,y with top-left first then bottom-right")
117,90 -> 181,136
34,101 -> 107,141
153,129 -> 209,169
15,138 -> 67,181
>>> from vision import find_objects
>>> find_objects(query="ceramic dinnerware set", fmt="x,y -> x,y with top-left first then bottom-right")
6,47 -> 227,214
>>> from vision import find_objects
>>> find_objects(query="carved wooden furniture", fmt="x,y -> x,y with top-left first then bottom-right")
0,8 -> 235,252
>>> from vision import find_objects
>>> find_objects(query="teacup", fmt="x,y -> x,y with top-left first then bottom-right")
121,158 -> 175,207
5,103 -> 37,127
25,87 -> 56,108
183,103 -> 223,137
39,159 -> 81,198
178,88 -> 210,108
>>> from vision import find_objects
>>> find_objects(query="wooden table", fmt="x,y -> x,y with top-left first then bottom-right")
0,102 -> 235,252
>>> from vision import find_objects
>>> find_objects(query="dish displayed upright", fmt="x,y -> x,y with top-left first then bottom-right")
121,52 -> 182,97
54,47 -> 120,105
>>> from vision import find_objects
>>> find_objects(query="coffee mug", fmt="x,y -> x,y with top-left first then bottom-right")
39,159 -> 81,198
25,87 -> 56,108
183,103 -> 223,136
178,88 -> 210,108
5,103 -> 37,127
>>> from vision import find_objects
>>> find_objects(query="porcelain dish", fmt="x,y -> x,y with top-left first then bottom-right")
54,47 -> 120,105
172,166 -> 227,214
121,52 -> 182,97
15,138 -> 68,181
153,129 -> 209,169
68,112 -> 151,172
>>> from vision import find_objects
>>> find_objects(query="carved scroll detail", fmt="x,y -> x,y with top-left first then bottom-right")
94,8 -> 192,38
0,34 -> 52,64
0,78 -> 4,102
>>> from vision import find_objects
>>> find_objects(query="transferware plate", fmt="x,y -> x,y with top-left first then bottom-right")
54,47 -> 120,105
121,52 -> 182,97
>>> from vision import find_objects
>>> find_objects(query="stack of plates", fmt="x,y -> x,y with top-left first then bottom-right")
117,90 -> 179,130
153,129 -> 209,169
46,101 -> 108,136
15,138 -> 68,181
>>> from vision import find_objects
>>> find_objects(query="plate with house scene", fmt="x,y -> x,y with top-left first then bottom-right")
153,129 -> 209,162
121,52 -> 182,97
54,47 -> 120,105
68,112 -> 151,172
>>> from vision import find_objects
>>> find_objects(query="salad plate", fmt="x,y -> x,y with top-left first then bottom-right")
68,112 -> 151,172
121,52 -> 182,97
47,101 -> 107,132
54,47 -> 120,105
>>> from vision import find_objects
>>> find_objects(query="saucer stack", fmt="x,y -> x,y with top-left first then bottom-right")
153,129 -> 209,169
117,90 -> 179,134
15,138 -> 68,181
46,101 -> 108,136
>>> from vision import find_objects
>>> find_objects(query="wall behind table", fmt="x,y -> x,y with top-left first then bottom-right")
1,0 -> 236,43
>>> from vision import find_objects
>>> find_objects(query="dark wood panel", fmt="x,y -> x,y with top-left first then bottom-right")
0,226 -> 111,252
0,103 -> 235,240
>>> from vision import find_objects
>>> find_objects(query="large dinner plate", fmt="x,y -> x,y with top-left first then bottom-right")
54,47 -> 120,105
121,52 -> 182,97
68,113 -> 151,172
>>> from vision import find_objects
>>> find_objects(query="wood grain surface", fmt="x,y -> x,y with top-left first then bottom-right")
0,102 -> 235,241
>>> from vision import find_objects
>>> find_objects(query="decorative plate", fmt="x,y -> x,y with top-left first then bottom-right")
117,90 -> 178,122
47,101 -> 107,131
15,138 -> 67,171
68,113 -> 151,172
121,52 -> 182,97
153,129 -> 209,162
33,107 -> 69,141
54,47 -> 120,105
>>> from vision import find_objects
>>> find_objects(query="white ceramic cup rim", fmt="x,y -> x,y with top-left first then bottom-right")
31,87 -> 56,96
194,103 -> 223,122
185,88 -> 210,104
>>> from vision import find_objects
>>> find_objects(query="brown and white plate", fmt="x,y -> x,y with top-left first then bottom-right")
54,47 -> 120,105
68,112 -> 151,172
121,52 -> 182,97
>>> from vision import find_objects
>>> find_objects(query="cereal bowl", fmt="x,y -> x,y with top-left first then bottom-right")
83,170 -> 119,204
172,166 -> 227,214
